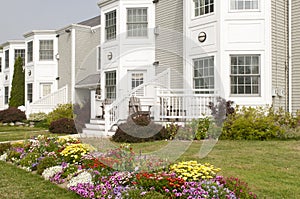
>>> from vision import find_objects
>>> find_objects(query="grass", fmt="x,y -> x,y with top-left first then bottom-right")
0,126 -> 63,142
0,161 -> 81,199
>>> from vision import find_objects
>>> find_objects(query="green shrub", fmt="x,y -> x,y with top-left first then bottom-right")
19,152 -> 40,170
222,106 -> 287,140
47,104 -> 73,125
49,118 -> 77,134
112,115 -> 169,143
37,156 -> 59,175
0,107 -> 26,123
0,143 -> 12,155
165,123 -> 179,140
191,117 -> 211,140
28,112 -> 48,122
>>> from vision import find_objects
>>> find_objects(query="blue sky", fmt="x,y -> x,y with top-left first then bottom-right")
0,0 -> 99,44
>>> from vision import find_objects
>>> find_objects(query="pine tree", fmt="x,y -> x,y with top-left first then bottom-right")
9,57 -> 25,107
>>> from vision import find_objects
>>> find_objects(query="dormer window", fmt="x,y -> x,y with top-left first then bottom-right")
39,40 -> 53,61
194,0 -> 214,17
105,10 -> 116,41
127,8 -> 148,37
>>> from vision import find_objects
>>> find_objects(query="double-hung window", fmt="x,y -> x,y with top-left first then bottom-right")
127,8 -> 148,37
4,86 -> 9,104
27,41 -> 33,63
230,55 -> 260,95
105,71 -> 116,99
131,72 -> 144,96
105,10 -> 116,41
97,46 -> 101,71
230,0 -> 258,10
193,56 -> 214,94
14,49 -> 25,66
5,50 -> 9,68
194,0 -> 214,17
39,40 -> 53,60
27,83 -> 33,103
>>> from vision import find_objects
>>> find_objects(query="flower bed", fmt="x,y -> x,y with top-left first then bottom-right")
0,135 -> 257,199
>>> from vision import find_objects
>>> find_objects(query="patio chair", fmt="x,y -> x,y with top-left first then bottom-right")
128,96 -> 151,119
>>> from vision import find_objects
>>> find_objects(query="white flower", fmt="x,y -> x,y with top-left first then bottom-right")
0,153 -> 7,161
67,171 -> 92,188
42,165 -> 63,180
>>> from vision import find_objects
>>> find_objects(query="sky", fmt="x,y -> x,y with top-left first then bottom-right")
0,0 -> 100,44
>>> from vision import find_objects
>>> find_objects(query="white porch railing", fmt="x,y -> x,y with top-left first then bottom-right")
26,85 -> 68,116
157,89 -> 217,121
104,69 -> 170,134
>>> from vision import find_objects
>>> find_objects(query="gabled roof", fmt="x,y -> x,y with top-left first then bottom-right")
75,74 -> 101,89
78,15 -> 101,27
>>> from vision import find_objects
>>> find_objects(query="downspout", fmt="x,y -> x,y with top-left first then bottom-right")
288,0 -> 292,112
71,28 -> 76,103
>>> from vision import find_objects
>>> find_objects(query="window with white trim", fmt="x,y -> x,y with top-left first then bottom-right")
193,56 -> 214,94
105,10 -> 116,41
40,83 -> 52,98
14,49 -> 25,66
230,0 -> 258,10
127,8 -> 148,37
230,55 -> 260,95
105,71 -> 116,99
194,0 -> 214,17
27,41 -> 33,63
27,83 -> 33,103
131,72 -> 144,96
4,86 -> 9,104
0,57 -> 2,72
5,50 -> 9,68
39,40 -> 53,60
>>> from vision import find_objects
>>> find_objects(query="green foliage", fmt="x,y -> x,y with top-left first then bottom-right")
0,107 -> 26,123
221,106 -> 297,140
47,104 -> 73,125
9,57 -> 25,107
36,156 -> 59,175
112,115 -> 169,143
0,143 -> 12,155
28,112 -> 48,122
219,176 -> 257,199
191,117 -> 211,140
19,152 -> 40,170
49,118 -> 77,134
165,123 -> 179,140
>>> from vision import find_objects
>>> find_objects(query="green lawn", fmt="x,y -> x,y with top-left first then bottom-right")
0,161 -> 81,199
0,126 -> 62,142
1,137 -> 300,198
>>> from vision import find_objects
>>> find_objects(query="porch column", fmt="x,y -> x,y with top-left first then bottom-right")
90,90 -> 96,119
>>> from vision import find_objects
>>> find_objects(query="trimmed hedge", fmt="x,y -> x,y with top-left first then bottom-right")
0,107 -> 26,123
49,118 -> 77,134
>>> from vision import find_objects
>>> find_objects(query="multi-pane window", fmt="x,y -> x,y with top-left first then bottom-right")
193,56 -> 214,94
4,86 -> 9,104
0,57 -> 2,72
131,72 -> 144,96
105,10 -> 116,41
41,83 -> 52,97
127,8 -> 148,37
105,71 -> 116,99
5,50 -> 9,68
14,49 -> 25,66
27,83 -> 33,103
39,40 -> 53,60
230,0 -> 258,10
194,0 -> 214,17
97,46 -> 101,71
27,41 -> 33,63
230,55 -> 260,95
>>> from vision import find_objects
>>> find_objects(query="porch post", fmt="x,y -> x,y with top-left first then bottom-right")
90,90 -> 96,119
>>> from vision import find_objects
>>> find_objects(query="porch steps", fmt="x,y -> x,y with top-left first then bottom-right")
82,119 -> 116,137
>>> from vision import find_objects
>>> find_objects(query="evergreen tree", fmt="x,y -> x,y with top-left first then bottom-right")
9,57 -> 25,107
